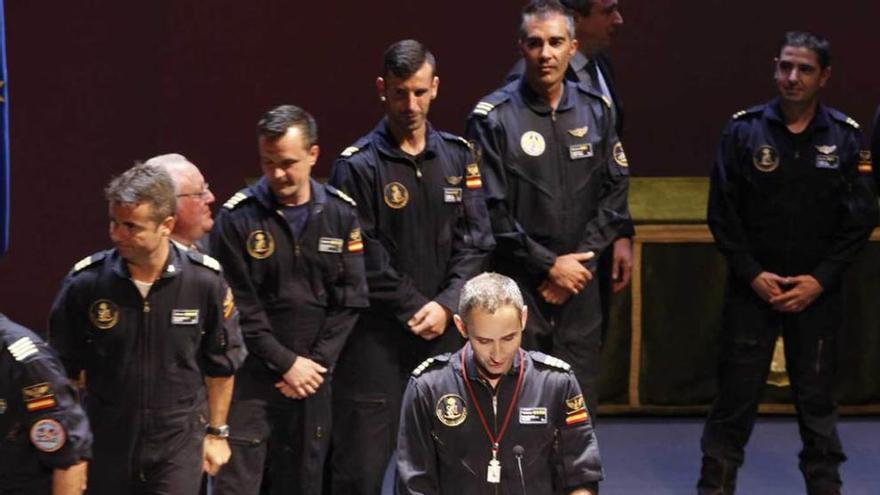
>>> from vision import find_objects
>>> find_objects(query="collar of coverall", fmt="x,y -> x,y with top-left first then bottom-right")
110,240 -> 183,280
518,77 -> 577,115
765,97 -> 831,131
252,176 -> 326,214
456,343 -> 524,383
372,117 -> 440,161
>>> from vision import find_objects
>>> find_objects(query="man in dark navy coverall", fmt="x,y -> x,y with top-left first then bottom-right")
508,0 -> 633,327
328,40 -> 494,493
466,0 -> 631,417
210,105 -> 369,495
49,163 -> 246,494
1,314 -> 91,494
700,32 -> 878,495
396,273 -> 602,494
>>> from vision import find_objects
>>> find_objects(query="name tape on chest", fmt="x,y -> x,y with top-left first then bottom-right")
318,237 -> 344,253
171,309 -> 200,325
519,407 -> 548,425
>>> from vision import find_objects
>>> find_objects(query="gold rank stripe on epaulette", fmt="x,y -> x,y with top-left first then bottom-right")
456,136 -> 470,148
8,336 -> 38,362
845,117 -> 860,129
340,146 -> 360,158
222,192 -> 249,210
72,255 -> 98,273
732,110 -> 748,120
539,354 -> 571,371
472,101 -> 495,116
330,188 -> 357,207
196,254 -> 221,272
412,357 -> 435,376
600,95 -> 611,109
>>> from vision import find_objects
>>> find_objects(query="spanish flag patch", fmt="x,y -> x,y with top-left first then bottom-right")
565,409 -> 589,426
465,163 -> 482,190
858,150 -> 873,174
347,228 -> 364,253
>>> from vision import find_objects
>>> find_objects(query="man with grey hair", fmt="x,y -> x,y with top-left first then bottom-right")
397,272 -> 603,494
49,162 -> 246,493
145,153 -> 216,252
466,0 -> 631,418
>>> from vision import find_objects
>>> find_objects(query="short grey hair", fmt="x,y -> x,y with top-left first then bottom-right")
519,0 -> 576,41
458,273 -> 525,323
105,162 -> 176,223
144,153 -> 194,194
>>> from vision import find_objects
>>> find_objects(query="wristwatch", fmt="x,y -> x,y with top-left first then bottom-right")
206,424 -> 230,438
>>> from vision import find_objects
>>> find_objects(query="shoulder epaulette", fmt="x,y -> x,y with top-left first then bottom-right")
6,336 -> 39,362
222,190 -> 252,210
731,104 -> 763,120
338,136 -> 372,159
825,108 -> 860,129
187,251 -> 221,273
438,131 -> 472,149
470,90 -> 510,118
325,185 -> 357,207
71,251 -> 106,274
531,352 -> 571,372
412,353 -> 450,377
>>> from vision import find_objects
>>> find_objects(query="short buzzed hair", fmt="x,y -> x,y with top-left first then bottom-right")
780,31 -> 832,69
382,39 -> 437,79
105,163 -> 176,223
520,0 -> 576,40
458,273 -> 525,323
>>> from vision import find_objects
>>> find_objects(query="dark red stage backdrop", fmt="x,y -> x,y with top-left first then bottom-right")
1,1 -> 878,329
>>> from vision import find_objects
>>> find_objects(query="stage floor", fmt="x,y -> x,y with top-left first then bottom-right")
599,417 -> 880,494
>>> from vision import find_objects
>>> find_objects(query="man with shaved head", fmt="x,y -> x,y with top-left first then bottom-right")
146,153 -> 216,252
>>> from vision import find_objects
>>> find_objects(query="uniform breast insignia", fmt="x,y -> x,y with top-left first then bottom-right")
22,382 -> 57,412
246,230 -> 275,259
520,131 -> 546,157
7,336 -> 38,362
340,146 -> 360,158
564,394 -> 589,426
443,188 -> 463,203
223,287 -> 236,319
383,182 -> 409,209
436,394 -> 467,427
223,191 -> 250,210
171,309 -> 200,325
318,237 -> 344,254
519,407 -> 548,425
465,164 -> 482,190
570,144 -> 594,160
613,142 -> 629,167
753,145 -> 780,173
30,418 -> 66,452
814,145 -> 839,170
446,176 -> 463,186
858,150 -> 873,174
347,228 -> 364,253
89,299 -> 120,330
568,126 -> 589,138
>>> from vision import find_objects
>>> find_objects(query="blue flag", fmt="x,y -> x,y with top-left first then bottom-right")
0,0 -> 9,255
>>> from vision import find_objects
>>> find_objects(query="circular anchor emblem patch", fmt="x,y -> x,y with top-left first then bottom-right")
383,182 -> 410,209
89,299 -> 119,330
435,394 -> 467,427
753,145 -> 779,172
246,230 -> 275,259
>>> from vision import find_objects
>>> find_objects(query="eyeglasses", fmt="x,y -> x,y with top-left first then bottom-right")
177,183 -> 211,200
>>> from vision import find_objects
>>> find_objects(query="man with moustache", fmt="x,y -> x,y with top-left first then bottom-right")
396,272 -> 602,494
701,32 -> 877,495
49,163 -> 245,494
466,0 -> 631,417
328,39 -> 494,493
146,153 -> 216,253
210,105 -> 368,495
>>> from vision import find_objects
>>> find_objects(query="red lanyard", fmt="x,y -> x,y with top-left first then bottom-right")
460,345 -> 526,457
